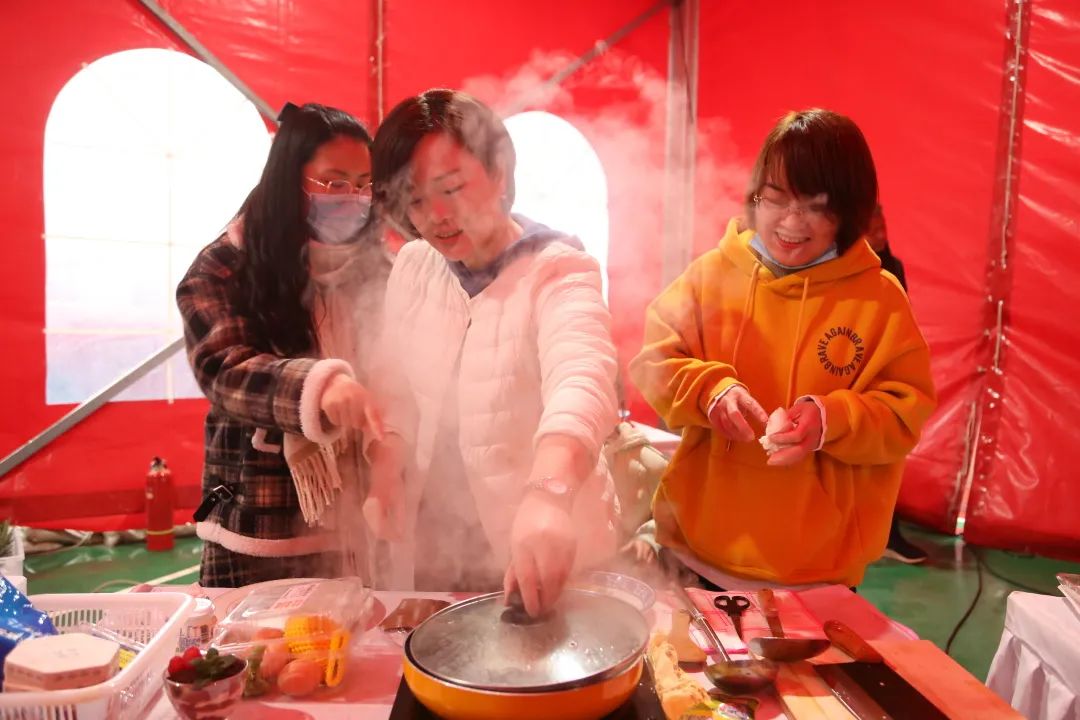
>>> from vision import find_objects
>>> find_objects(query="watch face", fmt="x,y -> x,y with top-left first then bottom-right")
547,478 -> 571,495
535,476 -> 571,496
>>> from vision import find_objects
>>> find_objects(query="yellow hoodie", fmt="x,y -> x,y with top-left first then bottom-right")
630,219 -> 936,586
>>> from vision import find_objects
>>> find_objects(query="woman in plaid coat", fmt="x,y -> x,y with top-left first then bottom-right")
177,103 -> 390,587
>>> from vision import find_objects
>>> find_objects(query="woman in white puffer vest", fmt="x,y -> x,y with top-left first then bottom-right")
362,89 -> 620,617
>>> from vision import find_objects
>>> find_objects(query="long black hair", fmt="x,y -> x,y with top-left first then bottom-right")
237,102 -> 372,355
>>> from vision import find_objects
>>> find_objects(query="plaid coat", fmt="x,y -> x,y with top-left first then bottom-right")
176,228 -> 390,583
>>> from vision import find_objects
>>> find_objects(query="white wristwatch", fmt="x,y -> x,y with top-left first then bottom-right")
527,475 -> 575,508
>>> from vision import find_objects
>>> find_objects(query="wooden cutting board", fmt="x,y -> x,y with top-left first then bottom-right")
776,640 -> 1021,720
874,640 -> 1021,719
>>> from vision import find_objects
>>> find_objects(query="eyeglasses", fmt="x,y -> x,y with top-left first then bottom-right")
754,194 -> 830,222
305,176 -> 373,198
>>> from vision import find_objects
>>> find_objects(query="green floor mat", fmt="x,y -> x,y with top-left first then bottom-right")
860,522 -> 1080,680
25,536 -> 202,594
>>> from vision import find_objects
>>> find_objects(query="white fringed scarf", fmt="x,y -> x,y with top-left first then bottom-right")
228,218 -> 383,529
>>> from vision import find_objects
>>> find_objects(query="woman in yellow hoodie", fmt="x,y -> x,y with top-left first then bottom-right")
630,109 -> 936,588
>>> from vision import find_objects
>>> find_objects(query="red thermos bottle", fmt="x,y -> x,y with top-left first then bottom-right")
146,457 -> 175,551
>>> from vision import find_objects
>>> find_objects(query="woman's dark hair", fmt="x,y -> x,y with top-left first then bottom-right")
745,109 -> 878,254
371,89 -> 515,236
237,102 -> 372,355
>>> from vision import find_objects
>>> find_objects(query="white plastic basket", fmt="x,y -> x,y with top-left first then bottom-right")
0,592 -> 195,720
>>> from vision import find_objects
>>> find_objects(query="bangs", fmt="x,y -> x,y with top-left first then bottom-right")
761,125 -> 836,201
745,109 -> 878,253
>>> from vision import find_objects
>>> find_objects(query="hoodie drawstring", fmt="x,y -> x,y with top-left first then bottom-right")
724,264 -> 761,453
731,263 -> 761,372
785,276 -> 811,407
731,265 -> 809,420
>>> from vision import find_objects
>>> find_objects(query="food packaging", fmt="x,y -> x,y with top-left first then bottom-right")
209,578 -> 376,698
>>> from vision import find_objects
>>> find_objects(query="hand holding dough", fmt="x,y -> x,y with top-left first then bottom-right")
759,407 -> 795,454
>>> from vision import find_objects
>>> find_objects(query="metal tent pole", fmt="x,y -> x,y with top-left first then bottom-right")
3,1 -> 282,479
660,0 -> 700,288
953,0 -> 1031,535
0,337 -> 186,479
137,0 -> 279,124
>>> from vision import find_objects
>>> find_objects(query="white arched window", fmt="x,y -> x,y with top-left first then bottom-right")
504,111 -> 609,294
44,48 -> 270,404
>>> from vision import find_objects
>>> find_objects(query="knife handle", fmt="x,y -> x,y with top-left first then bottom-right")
758,589 -> 778,615
756,589 -> 785,638
824,620 -> 884,663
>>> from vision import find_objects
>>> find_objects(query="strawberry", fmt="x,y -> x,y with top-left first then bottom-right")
170,646 -> 244,690
168,656 -> 191,676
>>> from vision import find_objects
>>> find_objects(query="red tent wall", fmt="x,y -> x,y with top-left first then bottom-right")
963,0 -> 1080,554
0,0 -> 672,530
383,0 -> 672,419
688,0 -> 1080,557
0,0 -> 379,529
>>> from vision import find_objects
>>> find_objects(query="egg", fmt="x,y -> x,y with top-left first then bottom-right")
277,658 -> 322,697
258,641 -> 291,681
760,407 -> 795,454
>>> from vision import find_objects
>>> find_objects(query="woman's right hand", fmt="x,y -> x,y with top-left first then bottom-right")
707,385 -> 768,442
320,374 -> 385,441
362,435 -> 406,540
503,489 -> 577,618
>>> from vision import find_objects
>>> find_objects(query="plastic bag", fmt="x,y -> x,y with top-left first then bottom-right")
0,576 -> 59,684
679,696 -> 757,719
210,578 -> 376,698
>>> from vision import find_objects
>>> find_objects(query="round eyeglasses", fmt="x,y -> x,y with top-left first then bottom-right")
754,194 -> 830,222
305,176 -> 373,198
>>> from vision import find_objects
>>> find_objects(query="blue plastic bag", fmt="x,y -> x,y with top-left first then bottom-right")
0,576 -> 58,684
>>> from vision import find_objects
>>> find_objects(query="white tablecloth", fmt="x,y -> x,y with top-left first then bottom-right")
987,591 -> 1080,720
147,590 -> 451,720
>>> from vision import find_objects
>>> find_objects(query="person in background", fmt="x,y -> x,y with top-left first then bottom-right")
630,109 -> 937,591
177,102 -> 389,587
361,89 -> 620,617
867,205 -> 906,288
867,204 -> 928,564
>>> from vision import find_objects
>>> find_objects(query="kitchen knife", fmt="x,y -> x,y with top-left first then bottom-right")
815,663 -> 894,719
816,620 -> 949,720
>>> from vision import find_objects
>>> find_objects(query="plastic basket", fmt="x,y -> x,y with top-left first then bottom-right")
0,592 -> 195,720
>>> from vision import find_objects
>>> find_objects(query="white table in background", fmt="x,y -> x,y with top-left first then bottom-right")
987,591 -> 1080,720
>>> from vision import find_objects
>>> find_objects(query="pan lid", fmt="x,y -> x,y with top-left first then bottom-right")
406,589 -> 648,692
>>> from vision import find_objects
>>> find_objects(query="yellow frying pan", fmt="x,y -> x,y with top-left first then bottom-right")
402,589 -> 649,720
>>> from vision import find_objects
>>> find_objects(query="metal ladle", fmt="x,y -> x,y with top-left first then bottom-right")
748,589 -> 831,662
669,584 -> 777,695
